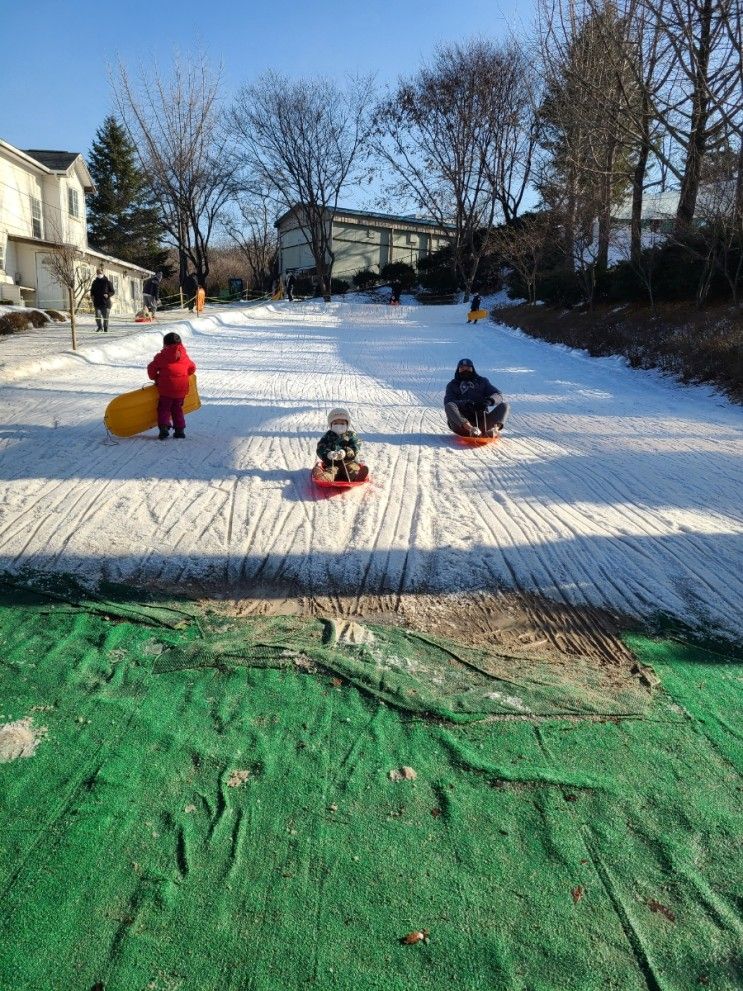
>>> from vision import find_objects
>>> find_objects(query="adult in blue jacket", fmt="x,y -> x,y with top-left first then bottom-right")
444,357 -> 510,437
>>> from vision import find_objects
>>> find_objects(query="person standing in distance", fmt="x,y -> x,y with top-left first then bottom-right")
143,271 -> 163,319
90,267 -> 115,332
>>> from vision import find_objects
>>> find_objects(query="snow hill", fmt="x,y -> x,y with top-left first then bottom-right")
1,299 -> 741,640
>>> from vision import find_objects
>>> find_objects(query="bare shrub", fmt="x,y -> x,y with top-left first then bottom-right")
497,301 -> 743,401
0,311 -> 32,335
26,310 -> 50,328
44,309 -> 67,322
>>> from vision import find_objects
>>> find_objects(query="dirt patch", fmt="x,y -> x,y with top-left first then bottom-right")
206,586 -> 650,705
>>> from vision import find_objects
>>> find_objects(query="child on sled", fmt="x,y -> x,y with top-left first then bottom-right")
312,408 -> 369,482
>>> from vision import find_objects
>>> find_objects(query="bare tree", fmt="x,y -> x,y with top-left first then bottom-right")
41,243 -> 89,351
113,55 -> 240,291
490,213 -> 555,304
231,72 -> 375,301
536,0 -> 639,277
680,146 -> 742,304
640,0 -> 738,233
374,39 -> 537,299
222,190 -> 279,292
580,0 -> 676,267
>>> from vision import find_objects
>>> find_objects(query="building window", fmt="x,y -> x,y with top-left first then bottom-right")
112,275 -> 120,295
68,187 -> 80,218
31,197 -> 43,239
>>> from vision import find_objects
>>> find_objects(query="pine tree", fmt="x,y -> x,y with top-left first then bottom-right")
87,116 -> 169,272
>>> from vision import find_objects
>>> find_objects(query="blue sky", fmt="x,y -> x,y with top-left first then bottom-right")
2,0 -> 534,160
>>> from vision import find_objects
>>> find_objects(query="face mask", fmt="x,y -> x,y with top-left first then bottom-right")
331,424 -> 348,435
459,368 -> 473,378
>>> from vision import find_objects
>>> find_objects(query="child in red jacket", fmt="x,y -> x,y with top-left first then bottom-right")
147,332 -> 196,439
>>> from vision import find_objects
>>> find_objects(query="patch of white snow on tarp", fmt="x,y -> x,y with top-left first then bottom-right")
0,718 -> 47,762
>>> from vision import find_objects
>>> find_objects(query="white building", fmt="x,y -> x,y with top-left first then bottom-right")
0,138 -> 150,312
276,205 -> 454,283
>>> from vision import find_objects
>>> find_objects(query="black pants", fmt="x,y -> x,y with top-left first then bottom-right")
94,304 -> 111,330
445,400 -> 509,436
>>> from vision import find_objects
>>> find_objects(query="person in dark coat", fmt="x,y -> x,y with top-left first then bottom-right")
143,272 -> 162,317
444,357 -> 510,437
467,294 -> 482,323
390,280 -> 402,305
147,332 -> 197,439
286,273 -> 295,301
90,267 -> 115,332
183,272 -> 198,312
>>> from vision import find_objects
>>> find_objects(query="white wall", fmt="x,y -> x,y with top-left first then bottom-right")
0,147 -> 46,246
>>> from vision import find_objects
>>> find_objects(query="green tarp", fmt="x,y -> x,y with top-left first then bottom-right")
0,577 -> 741,990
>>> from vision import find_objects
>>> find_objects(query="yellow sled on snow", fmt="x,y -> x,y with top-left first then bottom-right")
467,309 -> 488,322
104,376 -> 201,438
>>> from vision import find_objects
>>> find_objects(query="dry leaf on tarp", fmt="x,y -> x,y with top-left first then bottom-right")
401,929 -> 429,945
647,898 -> 675,922
227,770 -> 250,788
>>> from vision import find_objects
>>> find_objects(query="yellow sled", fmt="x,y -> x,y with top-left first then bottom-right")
467,309 -> 488,322
104,376 -> 201,438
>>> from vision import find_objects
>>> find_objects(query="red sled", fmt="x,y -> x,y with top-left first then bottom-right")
135,314 -> 154,323
311,467 -> 370,490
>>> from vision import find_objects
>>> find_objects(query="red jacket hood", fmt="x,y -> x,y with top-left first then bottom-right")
147,342 -> 196,399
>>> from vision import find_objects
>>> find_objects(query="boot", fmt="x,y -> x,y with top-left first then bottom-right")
158,427 -> 170,440
352,465 -> 369,482
173,430 -> 186,439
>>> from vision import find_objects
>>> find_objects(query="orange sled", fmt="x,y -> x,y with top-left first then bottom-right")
457,433 -> 501,446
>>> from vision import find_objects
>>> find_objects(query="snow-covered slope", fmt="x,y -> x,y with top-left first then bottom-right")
1,300 -> 741,638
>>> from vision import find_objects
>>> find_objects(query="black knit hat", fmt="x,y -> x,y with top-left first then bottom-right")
163,332 -> 182,346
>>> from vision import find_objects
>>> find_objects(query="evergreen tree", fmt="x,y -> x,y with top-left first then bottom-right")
87,116 -> 169,273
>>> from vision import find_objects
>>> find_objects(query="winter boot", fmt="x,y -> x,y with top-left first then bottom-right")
158,427 -> 170,440
353,465 -> 369,482
173,430 -> 186,439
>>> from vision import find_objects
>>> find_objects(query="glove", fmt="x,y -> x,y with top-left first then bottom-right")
329,449 -> 345,461
344,448 -> 354,459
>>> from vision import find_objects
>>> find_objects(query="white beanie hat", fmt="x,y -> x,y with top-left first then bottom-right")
327,407 -> 351,427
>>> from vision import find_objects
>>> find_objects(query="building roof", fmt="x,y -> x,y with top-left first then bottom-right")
7,234 -> 151,275
334,206 -> 456,231
22,149 -> 95,193
276,204 -> 455,233
23,150 -> 80,171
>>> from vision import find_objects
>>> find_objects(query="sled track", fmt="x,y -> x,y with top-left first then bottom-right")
0,301 -> 741,641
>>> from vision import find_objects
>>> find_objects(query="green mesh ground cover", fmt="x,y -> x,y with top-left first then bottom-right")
0,577 -> 741,991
